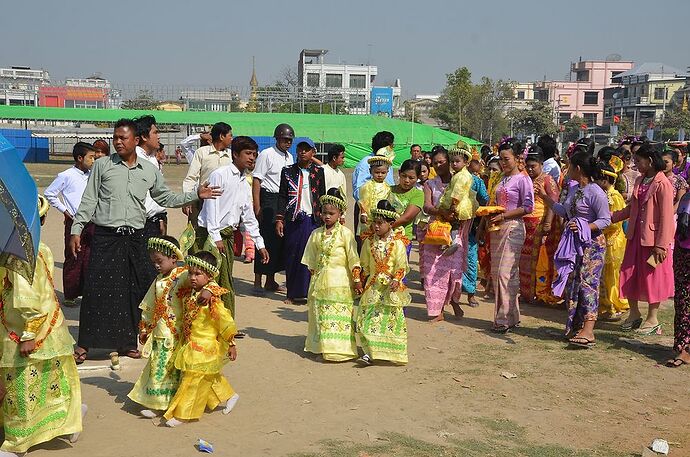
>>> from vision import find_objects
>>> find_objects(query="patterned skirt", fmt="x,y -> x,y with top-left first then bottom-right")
128,338 -> 181,410
357,285 -> 410,364
519,217 -> 542,303
673,246 -> 690,353
305,292 -> 357,362
490,220 -> 525,328
564,235 -> 606,334
163,372 -> 234,421
1,356 -> 82,453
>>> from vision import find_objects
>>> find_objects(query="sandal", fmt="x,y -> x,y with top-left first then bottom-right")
569,336 -> 596,348
73,348 -> 88,365
491,325 -> 510,334
467,296 -> 480,308
635,323 -> 662,336
665,358 -> 688,368
265,283 -> 287,294
621,317 -> 643,331
119,349 -> 142,359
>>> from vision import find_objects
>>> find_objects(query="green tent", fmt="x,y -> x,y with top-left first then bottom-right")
0,106 -> 481,167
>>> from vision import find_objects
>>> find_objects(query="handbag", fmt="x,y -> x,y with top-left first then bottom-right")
422,220 -> 452,245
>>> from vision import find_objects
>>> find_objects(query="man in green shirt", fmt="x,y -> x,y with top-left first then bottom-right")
69,118 -> 221,364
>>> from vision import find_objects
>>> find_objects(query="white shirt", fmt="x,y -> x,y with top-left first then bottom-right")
198,163 -> 265,248
180,134 -> 200,164
136,146 -> 166,217
182,144 -> 233,193
254,146 -> 294,193
543,157 -> 561,183
44,166 -> 90,216
299,168 -> 313,215
321,163 -> 347,197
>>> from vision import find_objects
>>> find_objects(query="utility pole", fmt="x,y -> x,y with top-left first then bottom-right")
458,94 -> 462,136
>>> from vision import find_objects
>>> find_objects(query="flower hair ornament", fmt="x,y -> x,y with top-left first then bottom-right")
147,237 -> 184,261
319,194 -> 347,212
38,195 -> 50,217
185,255 -> 219,278
498,136 -> 515,148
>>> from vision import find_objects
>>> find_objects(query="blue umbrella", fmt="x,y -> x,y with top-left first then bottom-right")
0,133 -> 40,283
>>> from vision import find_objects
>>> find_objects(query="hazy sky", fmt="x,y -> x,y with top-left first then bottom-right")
2,0 -> 689,98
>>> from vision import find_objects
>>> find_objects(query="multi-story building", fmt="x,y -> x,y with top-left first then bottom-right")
38,74 -> 121,109
0,66 -> 50,106
298,49 -> 391,115
534,59 -> 634,128
606,63 -> 687,130
180,88 -> 241,112
509,82 -> 536,111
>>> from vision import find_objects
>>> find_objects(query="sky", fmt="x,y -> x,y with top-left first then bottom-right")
2,0 -> 689,99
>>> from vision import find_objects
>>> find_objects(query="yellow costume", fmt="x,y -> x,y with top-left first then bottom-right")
302,223 -> 360,361
128,266 -> 187,411
0,242 -> 82,453
357,230 -> 411,364
357,180 -> 390,235
164,283 -> 237,421
437,167 -> 478,221
599,187 -> 629,315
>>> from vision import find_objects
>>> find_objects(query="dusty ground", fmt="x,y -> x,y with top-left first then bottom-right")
22,161 -> 690,457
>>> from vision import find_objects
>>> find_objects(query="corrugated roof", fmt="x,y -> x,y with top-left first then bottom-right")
615,63 -> 685,79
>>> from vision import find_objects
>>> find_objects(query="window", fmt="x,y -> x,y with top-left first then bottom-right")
306,73 -> 320,88
349,74 -> 366,89
66,100 -> 102,109
558,112 -> 571,124
654,87 -> 668,100
576,70 -> 590,82
623,87 -> 629,98
325,73 -> 343,88
516,91 -> 525,100
583,113 -> 598,127
350,94 -> 366,109
583,91 -> 599,105
610,71 -> 623,82
535,90 -> 549,102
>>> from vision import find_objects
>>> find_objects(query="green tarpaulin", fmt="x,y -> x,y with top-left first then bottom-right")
0,105 -> 481,168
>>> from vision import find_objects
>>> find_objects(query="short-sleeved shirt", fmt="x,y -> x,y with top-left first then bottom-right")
388,186 -> 424,239
254,146 -> 294,193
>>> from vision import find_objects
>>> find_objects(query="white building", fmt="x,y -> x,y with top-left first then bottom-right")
180,88 -> 241,112
298,49 -> 378,115
0,66 -> 50,106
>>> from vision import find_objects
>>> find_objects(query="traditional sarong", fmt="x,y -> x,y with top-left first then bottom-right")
0,356 -> 82,453
357,302 -> 408,364
62,219 -> 94,300
255,189 -> 285,275
198,227 -> 236,317
127,339 -> 180,410
305,300 -> 357,361
673,246 -> 690,352
563,235 -> 606,334
78,226 -> 153,350
163,373 -> 234,421
619,227 -> 674,303
462,229 -> 478,294
283,213 -> 318,300
534,220 -> 562,305
491,220 -> 524,328
421,220 -> 471,317
518,216 -> 542,303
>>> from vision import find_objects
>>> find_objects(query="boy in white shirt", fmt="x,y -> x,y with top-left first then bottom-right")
44,142 -> 96,306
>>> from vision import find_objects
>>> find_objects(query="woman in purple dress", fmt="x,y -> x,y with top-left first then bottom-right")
538,152 -> 611,347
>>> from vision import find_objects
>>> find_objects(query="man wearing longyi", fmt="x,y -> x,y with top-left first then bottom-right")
69,118 -> 221,364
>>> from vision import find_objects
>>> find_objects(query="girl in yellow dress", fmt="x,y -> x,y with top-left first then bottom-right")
302,189 -> 362,361
163,252 -> 238,427
0,196 -> 85,455
357,150 -> 392,237
356,200 -> 412,366
596,160 -> 629,319
128,236 -> 187,418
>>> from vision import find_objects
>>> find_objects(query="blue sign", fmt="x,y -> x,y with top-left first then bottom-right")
370,87 -> 393,115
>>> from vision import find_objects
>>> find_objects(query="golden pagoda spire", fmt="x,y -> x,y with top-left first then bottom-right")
683,93 -> 688,112
247,56 -> 258,112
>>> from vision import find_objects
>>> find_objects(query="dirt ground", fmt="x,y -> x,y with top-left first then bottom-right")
22,161 -> 690,457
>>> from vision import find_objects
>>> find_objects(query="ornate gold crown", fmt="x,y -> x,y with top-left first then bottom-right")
147,237 -> 184,260
38,195 -> 49,217
185,255 -> 219,278
319,194 -> 347,211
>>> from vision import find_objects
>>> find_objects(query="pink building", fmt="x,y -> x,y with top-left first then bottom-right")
534,59 -> 634,128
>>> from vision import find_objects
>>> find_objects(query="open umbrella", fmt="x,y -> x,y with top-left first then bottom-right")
0,133 -> 40,283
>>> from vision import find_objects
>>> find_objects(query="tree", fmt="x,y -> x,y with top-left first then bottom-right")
431,67 -> 473,133
661,108 -> 690,140
507,101 -> 557,138
121,90 -> 158,110
563,115 -> 587,142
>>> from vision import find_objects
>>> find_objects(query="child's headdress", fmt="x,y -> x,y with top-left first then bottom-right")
147,237 -> 184,261
185,254 -> 219,278
38,195 -> 49,217
370,200 -> 399,222
449,140 -> 472,161
368,147 -> 394,166
319,193 -> 347,212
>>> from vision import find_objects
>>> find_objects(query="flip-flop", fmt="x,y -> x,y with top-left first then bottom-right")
73,349 -> 88,365
467,297 -> 480,308
635,324 -> 662,335
621,317 -> 643,331
568,336 -> 596,348
119,349 -> 142,359
235,331 -> 246,339
491,325 -> 510,334
665,358 -> 688,368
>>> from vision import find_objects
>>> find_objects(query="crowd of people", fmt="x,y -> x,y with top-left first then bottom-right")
2,113 -> 690,454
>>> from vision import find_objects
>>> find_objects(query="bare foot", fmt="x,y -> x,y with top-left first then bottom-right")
450,301 -> 464,319
284,298 -> 294,305
429,314 -> 444,323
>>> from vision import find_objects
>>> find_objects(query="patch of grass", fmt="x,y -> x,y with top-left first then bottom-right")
290,417 -> 630,457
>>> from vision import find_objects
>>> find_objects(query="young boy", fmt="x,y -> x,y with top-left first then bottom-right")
44,142 -> 96,307
275,141 -> 326,303
0,196 -> 86,455
357,150 -> 393,240
163,252 -> 239,427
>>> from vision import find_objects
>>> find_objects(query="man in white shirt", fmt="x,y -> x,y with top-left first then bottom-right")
134,115 -> 168,239
44,141 -> 96,306
322,144 -> 347,198
251,123 -> 295,294
537,134 -> 561,183
182,122 -> 234,246
180,131 -> 212,165
199,136 -> 269,315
